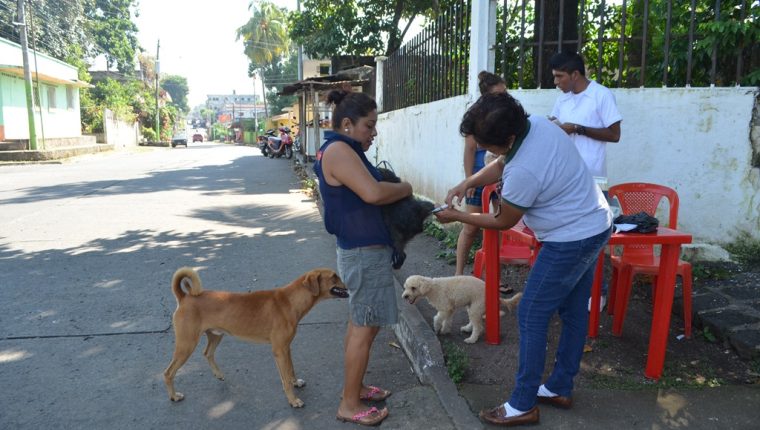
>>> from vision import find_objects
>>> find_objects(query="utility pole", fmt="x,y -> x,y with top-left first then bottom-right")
252,76 -> 259,131
155,39 -> 160,141
297,0 -> 303,81
15,0 -> 37,150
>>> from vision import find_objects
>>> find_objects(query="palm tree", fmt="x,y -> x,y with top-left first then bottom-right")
237,1 -> 291,119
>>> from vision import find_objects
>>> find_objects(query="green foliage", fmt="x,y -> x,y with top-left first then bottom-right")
442,341 -> 468,384
290,0 -> 452,58
702,326 -> 718,343
86,0 -> 139,73
0,0 -> 138,72
494,0 -> 759,88
725,234 -> 760,268
692,264 -> 731,282
262,51 -> 298,117
211,123 -> 228,141
140,126 -> 157,142
161,75 -> 190,113
423,219 -> 480,265
237,1 -> 291,66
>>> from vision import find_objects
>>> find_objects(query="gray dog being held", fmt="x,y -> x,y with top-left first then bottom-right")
376,167 -> 435,269
402,275 -> 522,343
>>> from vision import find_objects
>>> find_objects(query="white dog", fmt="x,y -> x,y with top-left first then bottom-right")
402,275 -> 522,343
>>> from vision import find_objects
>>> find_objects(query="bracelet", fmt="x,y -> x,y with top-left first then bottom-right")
574,124 -> 586,135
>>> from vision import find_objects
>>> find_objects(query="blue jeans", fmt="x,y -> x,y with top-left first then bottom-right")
508,227 -> 611,411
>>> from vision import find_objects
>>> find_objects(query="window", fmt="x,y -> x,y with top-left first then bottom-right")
47,85 -> 56,110
319,64 -> 330,75
66,87 -> 74,110
32,83 -> 40,107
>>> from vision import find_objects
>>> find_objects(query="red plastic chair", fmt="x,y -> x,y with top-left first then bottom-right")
608,182 -> 693,337
472,184 -> 539,280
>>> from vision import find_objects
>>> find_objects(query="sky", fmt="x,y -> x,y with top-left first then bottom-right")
132,0 -> 300,108
131,0 -> 422,109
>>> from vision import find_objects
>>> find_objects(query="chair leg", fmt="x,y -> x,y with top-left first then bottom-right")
473,250 -> 484,279
612,265 -> 634,336
608,265 -> 618,316
682,266 -> 693,338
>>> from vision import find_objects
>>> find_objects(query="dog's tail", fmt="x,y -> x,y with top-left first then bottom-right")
499,292 -> 523,312
171,267 -> 203,302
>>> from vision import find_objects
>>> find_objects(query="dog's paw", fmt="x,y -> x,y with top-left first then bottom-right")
170,392 -> 185,402
290,398 -> 305,408
461,323 -> 473,333
294,378 -> 305,388
464,336 -> 478,344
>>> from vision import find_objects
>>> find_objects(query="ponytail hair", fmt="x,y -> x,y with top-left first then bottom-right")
326,90 -> 377,131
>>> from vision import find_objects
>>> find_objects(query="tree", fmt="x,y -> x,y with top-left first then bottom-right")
289,0 -> 447,58
86,0 -> 140,73
261,51 -> 298,118
161,75 -> 190,113
237,1 -> 291,117
0,0 -> 90,61
0,0 -> 138,73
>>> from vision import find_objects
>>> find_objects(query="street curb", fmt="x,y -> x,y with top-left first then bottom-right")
0,143 -> 115,162
392,278 -> 484,430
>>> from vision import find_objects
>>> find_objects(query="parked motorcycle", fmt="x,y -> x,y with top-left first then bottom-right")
266,127 -> 293,159
258,129 -> 277,157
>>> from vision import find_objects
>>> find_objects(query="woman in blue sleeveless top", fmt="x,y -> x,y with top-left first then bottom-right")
313,90 -> 412,426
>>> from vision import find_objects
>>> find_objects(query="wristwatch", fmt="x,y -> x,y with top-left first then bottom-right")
574,124 -> 586,135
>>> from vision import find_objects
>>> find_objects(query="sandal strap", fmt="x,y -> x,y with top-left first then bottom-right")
352,406 -> 379,420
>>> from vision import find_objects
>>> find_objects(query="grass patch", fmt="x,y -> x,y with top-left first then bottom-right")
692,264 -> 732,281
701,326 -> 718,343
588,361 -> 724,390
442,340 -> 469,384
725,233 -> 760,268
423,219 -> 481,265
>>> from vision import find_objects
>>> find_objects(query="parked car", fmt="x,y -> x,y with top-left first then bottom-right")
192,133 -> 203,143
171,132 -> 188,148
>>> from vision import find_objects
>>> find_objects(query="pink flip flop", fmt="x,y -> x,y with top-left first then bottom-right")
360,385 -> 391,402
336,406 -> 388,426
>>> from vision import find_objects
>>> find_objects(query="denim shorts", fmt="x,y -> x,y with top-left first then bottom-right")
337,245 -> 398,327
465,185 -> 484,207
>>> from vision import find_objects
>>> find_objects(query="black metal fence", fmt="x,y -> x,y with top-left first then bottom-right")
382,0 -> 472,112
495,0 -> 758,89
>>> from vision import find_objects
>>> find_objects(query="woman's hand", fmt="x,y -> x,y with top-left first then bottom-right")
445,181 -> 469,207
433,207 -> 460,224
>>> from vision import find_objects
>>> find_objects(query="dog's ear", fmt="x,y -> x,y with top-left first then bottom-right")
302,271 -> 321,296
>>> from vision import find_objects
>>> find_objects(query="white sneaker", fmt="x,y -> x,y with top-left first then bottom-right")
588,295 -> 607,313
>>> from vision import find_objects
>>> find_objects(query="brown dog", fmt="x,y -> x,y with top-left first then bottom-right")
163,267 -> 348,407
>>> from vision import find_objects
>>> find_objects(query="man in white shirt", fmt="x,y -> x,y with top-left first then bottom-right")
549,52 -> 622,178
549,51 -> 622,311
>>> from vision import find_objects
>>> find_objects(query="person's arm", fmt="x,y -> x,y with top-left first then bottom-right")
463,135 -> 477,198
559,120 -> 621,143
445,158 -> 504,206
321,141 -> 412,205
463,135 -> 477,177
434,199 -> 524,231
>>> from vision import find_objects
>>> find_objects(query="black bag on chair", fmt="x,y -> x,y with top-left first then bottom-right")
614,212 -> 659,233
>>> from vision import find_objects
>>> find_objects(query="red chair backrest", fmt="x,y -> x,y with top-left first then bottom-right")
608,182 -> 679,228
608,182 -> 679,256
481,183 -> 499,213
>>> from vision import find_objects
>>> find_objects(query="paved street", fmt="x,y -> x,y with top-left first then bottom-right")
0,144 -> 454,429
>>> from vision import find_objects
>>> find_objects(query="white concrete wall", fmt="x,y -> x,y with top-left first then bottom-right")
103,109 -> 139,149
375,87 -> 760,245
